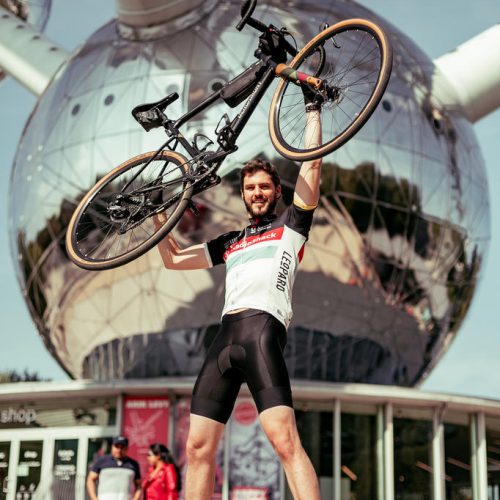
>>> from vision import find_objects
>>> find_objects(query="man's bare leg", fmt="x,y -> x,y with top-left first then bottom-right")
260,405 -> 320,500
185,413 -> 225,499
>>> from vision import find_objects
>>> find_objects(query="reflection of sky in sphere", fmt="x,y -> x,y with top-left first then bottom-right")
8,0 -> 490,383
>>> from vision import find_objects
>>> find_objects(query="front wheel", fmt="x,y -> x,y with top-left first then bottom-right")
269,18 -> 393,161
66,150 -> 193,271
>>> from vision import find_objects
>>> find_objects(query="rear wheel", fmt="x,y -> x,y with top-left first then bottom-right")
66,150 -> 193,270
269,18 -> 393,161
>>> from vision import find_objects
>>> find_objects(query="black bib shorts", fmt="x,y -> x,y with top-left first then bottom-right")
190,309 -> 293,424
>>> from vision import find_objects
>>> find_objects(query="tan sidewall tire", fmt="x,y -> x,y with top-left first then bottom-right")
269,18 -> 392,161
66,150 -> 191,270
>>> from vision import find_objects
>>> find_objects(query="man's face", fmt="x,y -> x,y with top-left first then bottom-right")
111,443 -> 128,459
241,170 -> 281,218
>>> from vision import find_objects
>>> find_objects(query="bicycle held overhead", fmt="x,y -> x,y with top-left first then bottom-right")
65,0 -> 392,271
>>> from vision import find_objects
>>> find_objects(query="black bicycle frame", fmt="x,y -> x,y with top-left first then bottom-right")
122,23 -> 298,195
165,64 -> 276,165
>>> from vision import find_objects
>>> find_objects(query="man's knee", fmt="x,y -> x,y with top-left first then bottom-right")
186,415 -> 224,463
260,406 -> 302,461
186,433 -> 218,463
264,418 -> 302,461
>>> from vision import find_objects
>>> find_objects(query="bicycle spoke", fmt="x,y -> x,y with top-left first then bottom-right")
273,21 -> 385,155
71,152 -> 191,265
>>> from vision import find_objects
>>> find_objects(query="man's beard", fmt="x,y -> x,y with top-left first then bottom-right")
244,195 -> 278,219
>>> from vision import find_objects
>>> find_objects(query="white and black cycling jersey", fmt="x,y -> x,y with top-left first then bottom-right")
204,203 -> 315,327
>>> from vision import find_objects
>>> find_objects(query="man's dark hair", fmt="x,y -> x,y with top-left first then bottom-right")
240,158 -> 281,192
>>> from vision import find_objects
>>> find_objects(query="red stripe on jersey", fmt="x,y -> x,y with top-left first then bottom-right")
298,243 -> 305,263
224,227 -> 284,261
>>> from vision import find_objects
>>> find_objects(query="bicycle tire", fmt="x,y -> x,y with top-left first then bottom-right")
269,18 -> 393,161
66,150 -> 193,271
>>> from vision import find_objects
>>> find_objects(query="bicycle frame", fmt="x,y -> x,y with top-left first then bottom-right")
149,26 -> 323,175
123,16 -> 325,200
168,64 -> 276,167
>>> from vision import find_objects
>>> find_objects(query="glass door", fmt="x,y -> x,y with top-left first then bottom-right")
15,441 -> 43,500
0,443 -> 10,500
52,439 -> 79,500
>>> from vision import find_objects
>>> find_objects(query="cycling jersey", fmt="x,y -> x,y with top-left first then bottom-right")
204,203 -> 314,327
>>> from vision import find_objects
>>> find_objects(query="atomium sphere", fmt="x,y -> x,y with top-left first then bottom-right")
0,0 -> 52,82
8,0 -> 490,384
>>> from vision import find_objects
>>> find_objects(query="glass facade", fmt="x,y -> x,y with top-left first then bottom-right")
394,417 -> 433,499
341,412 -> 377,500
486,417 -> 500,500
289,408 -> 333,499
444,422 -> 473,499
0,382 -> 499,499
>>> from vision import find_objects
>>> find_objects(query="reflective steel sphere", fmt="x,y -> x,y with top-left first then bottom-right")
8,0 -> 490,384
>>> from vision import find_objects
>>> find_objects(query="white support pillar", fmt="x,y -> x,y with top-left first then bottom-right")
168,394 -> 176,452
76,436 -> 89,500
0,6 -> 69,96
433,25 -> 500,122
432,406 -> 446,500
376,406 -> 385,500
333,399 -> 341,500
384,402 -> 394,500
471,414 -> 480,500
476,412 -> 489,500
116,394 -> 124,433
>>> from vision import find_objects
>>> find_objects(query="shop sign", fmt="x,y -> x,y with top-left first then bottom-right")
0,407 -> 36,426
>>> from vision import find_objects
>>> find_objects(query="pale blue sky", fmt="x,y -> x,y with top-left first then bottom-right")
0,0 -> 499,397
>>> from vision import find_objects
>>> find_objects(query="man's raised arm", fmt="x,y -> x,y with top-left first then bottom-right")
153,213 -> 210,270
293,109 -> 323,209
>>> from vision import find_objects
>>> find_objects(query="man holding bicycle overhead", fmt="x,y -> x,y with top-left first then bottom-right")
154,97 -> 322,499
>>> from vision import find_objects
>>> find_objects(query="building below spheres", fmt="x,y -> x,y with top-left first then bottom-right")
0,379 -> 499,499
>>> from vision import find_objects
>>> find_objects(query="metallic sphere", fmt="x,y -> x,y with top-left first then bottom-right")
8,0 -> 490,384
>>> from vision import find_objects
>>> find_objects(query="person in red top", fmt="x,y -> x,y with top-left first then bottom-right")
142,443 -> 181,500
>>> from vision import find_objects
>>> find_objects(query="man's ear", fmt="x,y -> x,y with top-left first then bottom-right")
276,184 -> 282,199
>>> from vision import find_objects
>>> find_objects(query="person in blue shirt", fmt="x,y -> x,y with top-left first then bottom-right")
86,436 -> 141,500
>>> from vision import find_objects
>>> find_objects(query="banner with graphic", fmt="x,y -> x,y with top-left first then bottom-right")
122,396 -> 170,479
229,399 -> 280,499
175,398 -> 224,499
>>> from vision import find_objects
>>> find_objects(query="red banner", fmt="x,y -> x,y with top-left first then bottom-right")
122,395 -> 170,479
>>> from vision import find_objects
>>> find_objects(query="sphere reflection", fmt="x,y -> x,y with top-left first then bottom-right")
8,0 -> 490,384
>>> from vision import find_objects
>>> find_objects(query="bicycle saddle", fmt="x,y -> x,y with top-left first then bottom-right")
131,92 -> 179,131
